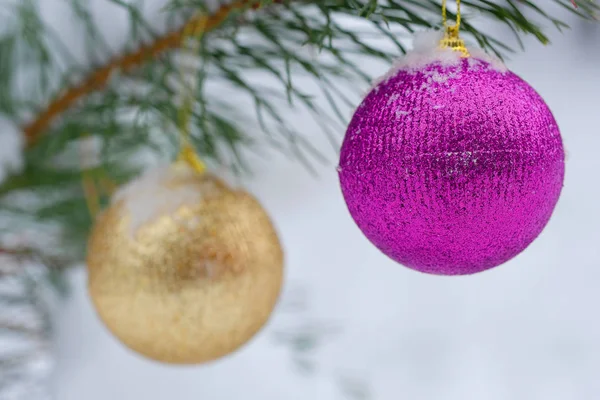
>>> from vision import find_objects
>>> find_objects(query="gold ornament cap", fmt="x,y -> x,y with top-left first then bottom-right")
439,25 -> 470,58
439,0 -> 470,57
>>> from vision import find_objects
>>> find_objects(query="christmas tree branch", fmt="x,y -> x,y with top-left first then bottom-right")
22,0 -> 262,148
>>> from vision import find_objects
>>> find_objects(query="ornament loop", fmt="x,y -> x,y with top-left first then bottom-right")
177,142 -> 206,173
442,0 -> 462,31
176,14 -> 208,174
440,0 -> 470,57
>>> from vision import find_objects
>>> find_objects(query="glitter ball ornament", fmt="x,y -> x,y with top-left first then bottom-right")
338,32 -> 565,275
87,163 -> 284,364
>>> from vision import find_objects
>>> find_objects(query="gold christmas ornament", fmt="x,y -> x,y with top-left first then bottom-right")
86,163 -> 284,364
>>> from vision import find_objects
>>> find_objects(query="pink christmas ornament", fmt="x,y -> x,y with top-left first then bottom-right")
338,35 -> 565,275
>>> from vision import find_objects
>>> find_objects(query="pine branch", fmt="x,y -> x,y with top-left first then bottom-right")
22,0 -> 264,148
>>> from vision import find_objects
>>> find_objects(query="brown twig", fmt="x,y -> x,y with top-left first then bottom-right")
22,0 -> 261,148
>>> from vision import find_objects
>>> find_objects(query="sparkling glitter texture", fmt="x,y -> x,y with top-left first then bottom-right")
339,57 -> 564,275
87,165 -> 284,364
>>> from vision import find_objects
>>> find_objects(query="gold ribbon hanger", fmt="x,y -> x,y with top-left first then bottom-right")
176,14 -> 208,174
440,0 -> 470,57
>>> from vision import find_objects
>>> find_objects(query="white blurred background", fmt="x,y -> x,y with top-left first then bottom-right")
2,1 -> 600,399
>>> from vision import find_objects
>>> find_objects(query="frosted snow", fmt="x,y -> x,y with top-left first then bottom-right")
386,93 -> 400,105
468,46 -> 508,72
372,30 -> 507,89
112,163 -> 217,236
413,30 -> 446,52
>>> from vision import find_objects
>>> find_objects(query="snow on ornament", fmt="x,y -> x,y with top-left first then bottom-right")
338,30 -> 565,275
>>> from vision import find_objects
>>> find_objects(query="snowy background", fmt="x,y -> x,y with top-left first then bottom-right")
2,2 -> 600,400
